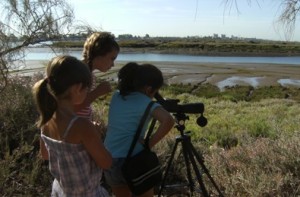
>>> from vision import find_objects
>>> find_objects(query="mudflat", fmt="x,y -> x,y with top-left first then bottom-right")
116,61 -> 300,90
18,60 -> 300,89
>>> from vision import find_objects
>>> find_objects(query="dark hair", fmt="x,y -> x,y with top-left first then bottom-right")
117,62 -> 164,97
82,32 -> 120,70
118,62 -> 139,96
32,55 -> 91,128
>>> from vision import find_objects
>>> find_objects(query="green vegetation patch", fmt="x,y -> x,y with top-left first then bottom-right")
0,76 -> 299,196
53,38 -> 300,56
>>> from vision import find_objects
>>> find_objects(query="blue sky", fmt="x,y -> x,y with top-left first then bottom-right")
69,0 -> 300,41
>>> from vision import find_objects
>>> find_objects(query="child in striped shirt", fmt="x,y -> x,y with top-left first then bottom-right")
76,32 -> 120,124
33,55 -> 112,196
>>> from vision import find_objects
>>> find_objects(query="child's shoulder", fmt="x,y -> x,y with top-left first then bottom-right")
72,117 -> 95,133
72,117 -> 99,141
70,117 -> 98,139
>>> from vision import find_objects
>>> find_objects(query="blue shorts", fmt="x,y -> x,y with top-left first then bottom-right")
104,158 -> 127,187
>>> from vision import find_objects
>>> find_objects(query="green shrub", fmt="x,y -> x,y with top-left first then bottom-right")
0,76 -> 38,157
0,75 -> 52,196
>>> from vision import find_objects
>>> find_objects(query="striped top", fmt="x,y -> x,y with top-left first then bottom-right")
76,105 -> 93,120
41,116 -> 106,196
76,73 -> 95,120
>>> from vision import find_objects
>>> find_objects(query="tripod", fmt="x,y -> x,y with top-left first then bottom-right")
157,112 -> 224,197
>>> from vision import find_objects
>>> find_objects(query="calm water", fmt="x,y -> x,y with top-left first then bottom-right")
25,47 -> 300,65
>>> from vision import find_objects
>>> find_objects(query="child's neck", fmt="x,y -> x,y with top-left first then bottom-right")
56,102 -> 76,117
57,108 -> 75,116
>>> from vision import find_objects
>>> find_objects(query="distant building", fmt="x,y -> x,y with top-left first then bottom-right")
231,35 -> 238,40
118,34 -> 134,39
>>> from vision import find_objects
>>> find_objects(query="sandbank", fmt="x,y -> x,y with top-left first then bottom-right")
15,60 -> 300,90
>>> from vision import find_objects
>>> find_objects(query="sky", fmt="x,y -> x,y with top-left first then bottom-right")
68,0 -> 300,42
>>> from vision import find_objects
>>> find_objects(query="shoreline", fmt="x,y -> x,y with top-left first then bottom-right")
120,47 -> 300,57
15,60 -> 300,89
28,46 -> 300,57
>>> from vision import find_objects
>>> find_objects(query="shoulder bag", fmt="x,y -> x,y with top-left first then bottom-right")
121,101 -> 162,196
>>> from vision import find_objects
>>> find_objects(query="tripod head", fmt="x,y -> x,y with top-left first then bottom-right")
154,92 -> 208,132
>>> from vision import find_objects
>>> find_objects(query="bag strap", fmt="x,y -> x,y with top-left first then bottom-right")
125,101 -> 155,160
144,118 -> 157,148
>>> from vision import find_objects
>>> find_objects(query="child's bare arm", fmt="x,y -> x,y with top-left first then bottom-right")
39,137 -> 49,160
148,106 -> 175,148
81,120 -> 112,169
92,81 -> 112,98
75,81 -> 112,112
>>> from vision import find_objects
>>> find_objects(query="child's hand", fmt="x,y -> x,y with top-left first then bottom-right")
95,81 -> 112,96
93,121 -> 107,141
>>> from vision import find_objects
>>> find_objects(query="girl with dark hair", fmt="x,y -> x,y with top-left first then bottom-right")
104,62 -> 175,197
32,55 -> 112,196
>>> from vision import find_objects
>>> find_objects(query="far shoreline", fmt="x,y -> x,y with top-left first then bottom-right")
28,46 -> 300,57
120,47 -> 300,57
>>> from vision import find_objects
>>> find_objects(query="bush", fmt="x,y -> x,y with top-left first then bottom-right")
0,74 -> 52,196
0,76 -> 38,157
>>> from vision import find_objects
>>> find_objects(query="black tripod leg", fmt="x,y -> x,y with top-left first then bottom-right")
189,143 -> 224,197
158,140 -> 179,197
184,141 -> 209,197
181,138 -> 197,195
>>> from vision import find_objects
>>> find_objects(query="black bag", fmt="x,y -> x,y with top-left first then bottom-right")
121,101 -> 162,196
122,148 -> 162,195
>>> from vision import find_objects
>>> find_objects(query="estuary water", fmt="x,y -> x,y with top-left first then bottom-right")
24,47 -> 300,65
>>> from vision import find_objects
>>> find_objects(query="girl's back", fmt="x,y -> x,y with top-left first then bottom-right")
41,116 -> 106,196
33,56 -> 112,197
